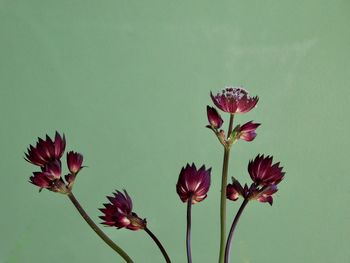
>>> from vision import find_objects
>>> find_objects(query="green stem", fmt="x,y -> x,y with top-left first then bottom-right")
219,114 -> 234,263
186,196 -> 193,263
224,199 -> 249,263
67,192 -> 133,263
144,227 -> 171,263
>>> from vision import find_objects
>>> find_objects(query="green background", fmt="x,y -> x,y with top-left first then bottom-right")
1,0 -> 349,262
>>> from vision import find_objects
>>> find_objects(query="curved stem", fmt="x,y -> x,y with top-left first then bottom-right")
219,114 -> 234,263
144,227 -> 171,263
186,196 -> 193,263
67,192 -> 133,263
224,198 -> 249,263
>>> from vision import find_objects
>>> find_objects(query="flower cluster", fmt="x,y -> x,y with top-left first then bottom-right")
100,190 -> 146,231
25,132 -> 83,193
206,87 -> 260,148
24,85 -> 286,263
227,154 -> 285,205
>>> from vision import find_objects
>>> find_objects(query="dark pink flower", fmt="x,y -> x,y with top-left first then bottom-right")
250,184 -> 278,206
248,154 -> 284,187
67,151 -> 83,174
176,163 -> 211,204
210,87 -> 258,114
99,190 -> 146,231
29,171 -> 66,193
237,121 -> 261,141
25,132 -> 66,167
206,106 -> 223,129
226,178 -> 248,201
42,160 -> 62,180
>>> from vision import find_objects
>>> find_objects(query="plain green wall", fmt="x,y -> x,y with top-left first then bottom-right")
1,0 -> 349,262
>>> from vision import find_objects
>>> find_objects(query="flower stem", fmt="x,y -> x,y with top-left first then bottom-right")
67,192 -> 133,263
144,227 -> 171,263
219,114 -> 234,263
186,196 -> 193,263
224,198 -> 249,263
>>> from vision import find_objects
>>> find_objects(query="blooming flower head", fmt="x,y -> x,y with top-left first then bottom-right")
25,132 -> 66,167
237,121 -> 261,142
67,151 -> 84,174
176,163 -> 211,204
248,154 -> 284,186
210,87 -> 258,114
99,190 -> 146,231
206,105 -> 223,129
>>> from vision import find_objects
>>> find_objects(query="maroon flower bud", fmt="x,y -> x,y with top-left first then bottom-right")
176,163 -> 211,204
210,87 -> 258,114
226,178 -> 248,201
99,190 -> 146,231
67,151 -> 83,174
206,106 -> 223,129
248,154 -> 285,187
25,131 -> 66,167
237,121 -> 261,141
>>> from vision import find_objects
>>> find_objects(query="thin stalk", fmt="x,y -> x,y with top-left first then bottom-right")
218,114 -> 234,263
224,198 -> 249,263
67,192 -> 133,263
144,227 -> 171,263
186,196 -> 193,263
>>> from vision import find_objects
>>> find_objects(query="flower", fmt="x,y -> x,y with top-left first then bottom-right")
99,190 -> 146,231
42,159 -> 62,180
248,154 -> 284,187
226,177 -> 248,201
67,151 -> 84,174
210,87 -> 258,114
176,163 -> 211,204
237,121 -> 261,141
25,132 -> 66,167
251,185 -> 278,205
206,106 -> 223,129
29,173 -> 66,193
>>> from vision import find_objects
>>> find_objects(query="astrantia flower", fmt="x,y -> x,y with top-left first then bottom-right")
29,172 -> 66,193
25,132 -> 66,167
248,154 -> 284,186
250,184 -> 278,205
210,87 -> 258,114
176,163 -> 211,204
42,159 -> 62,180
206,106 -> 223,129
226,178 -> 248,201
67,151 -> 84,174
99,190 -> 146,231
237,121 -> 261,142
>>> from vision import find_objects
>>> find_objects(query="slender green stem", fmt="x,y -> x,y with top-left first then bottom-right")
224,199 -> 249,263
227,114 -> 234,140
219,114 -> 234,263
186,196 -> 193,263
67,192 -> 133,263
145,227 -> 171,263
